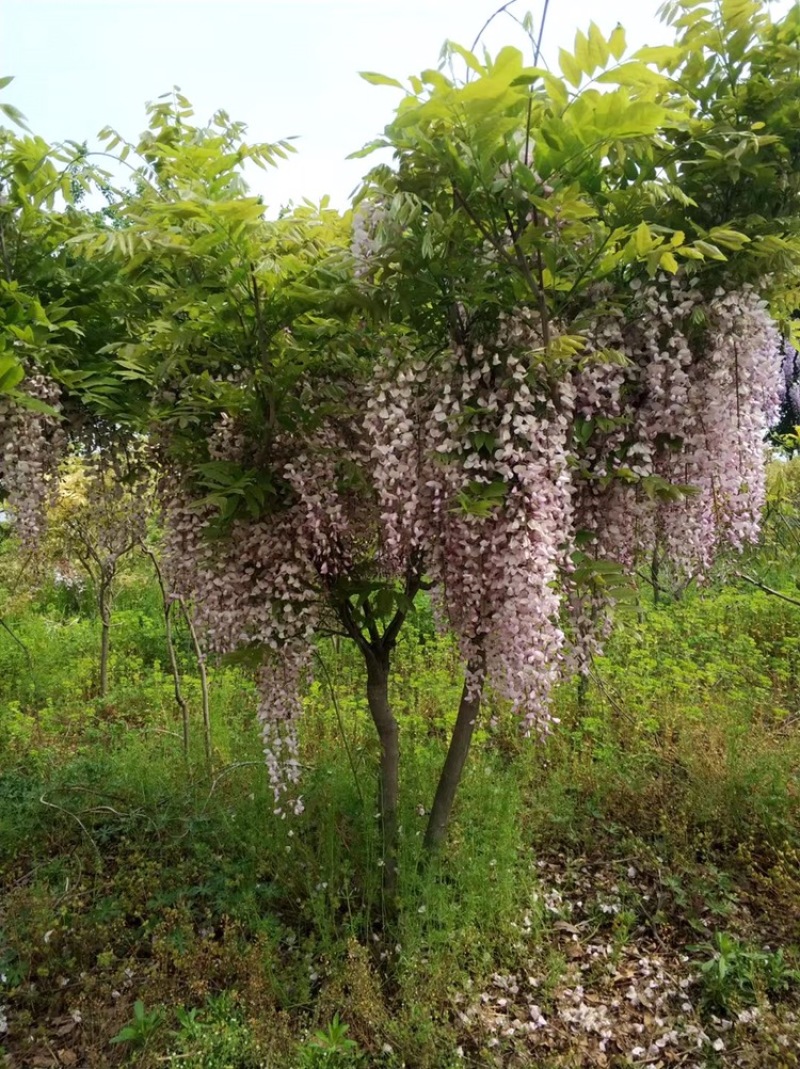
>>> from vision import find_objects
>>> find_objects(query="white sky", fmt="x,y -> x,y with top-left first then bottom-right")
2,1 -> 794,211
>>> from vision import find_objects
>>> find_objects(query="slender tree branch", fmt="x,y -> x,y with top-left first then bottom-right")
204,761 -> 264,805
534,0 -> 550,66
733,571 -> 800,609
0,618 -> 33,667
335,597 -> 370,654
39,793 -> 100,858
141,541 -> 191,757
470,0 -> 519,54
174,595 -> 212,767
315,649 -> 366,810
384,572 -> 424,649
504,206 -> 550,346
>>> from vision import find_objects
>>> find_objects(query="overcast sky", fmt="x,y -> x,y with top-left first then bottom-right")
2,1 -> 793,211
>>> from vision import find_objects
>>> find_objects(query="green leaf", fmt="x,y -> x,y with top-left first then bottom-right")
558,48 -> 582,89
659,250 -> 679,273
596,62 -> 670,88
359,71 -> 405,90
587,23 -> 610,69
694,240 -> 727,261
707,226 -> 750,250
0,101 -> 29,129
635,221 -> 653,255
445,41 -> 485,76
12,393 -> 61,417
0,356 -> 24,393
574,30 -> 592,74
542,73 -> 569,108
608,25 -> 627,60
633,44 -> 684,68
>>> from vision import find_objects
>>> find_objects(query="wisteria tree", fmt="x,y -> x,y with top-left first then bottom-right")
71,71 -> 693,885
4,0 -> 800,892
351,0 -> 798,846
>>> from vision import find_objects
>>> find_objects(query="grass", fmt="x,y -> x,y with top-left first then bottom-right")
1,556 -> 800,1066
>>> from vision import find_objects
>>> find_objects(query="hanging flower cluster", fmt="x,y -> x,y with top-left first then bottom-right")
158,272 -> 782,780
0,374 -> 64,546
366,278 -> 782,720
425,311 -> 575,734
351,200 -> 388,281
575,279 -> 782,578
159,413 -> 365,811
363,345 -> 429,574
367,309 -> 574,732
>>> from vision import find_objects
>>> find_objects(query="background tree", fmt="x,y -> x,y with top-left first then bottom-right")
0,79 -> 131,547
45,453 -> 150,696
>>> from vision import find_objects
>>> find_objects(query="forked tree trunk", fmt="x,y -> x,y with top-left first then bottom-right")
364,647 -> 399,900
424,661 -> 484,852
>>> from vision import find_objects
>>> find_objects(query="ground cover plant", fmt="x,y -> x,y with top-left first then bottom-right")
3,0 -> 800,1064
1,561 -> 800,1067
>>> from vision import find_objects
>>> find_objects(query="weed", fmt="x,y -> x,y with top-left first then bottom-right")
2,557 -> 800,1064
299,1014 -> 363,1068
110,999 -> 165,1050
689,931 -> 800,1013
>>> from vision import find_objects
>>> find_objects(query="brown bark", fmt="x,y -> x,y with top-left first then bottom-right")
365,647 -> 399,900
98,578 -> 111,698
424,662 -> 484,852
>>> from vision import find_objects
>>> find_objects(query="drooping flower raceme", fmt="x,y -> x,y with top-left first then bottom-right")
157,272 -> 783,791
159,414 -> 366,812
367,280 -> 782,718
0,374 -> 64,546
575,279 -> 782,579
367,309 -> 575,732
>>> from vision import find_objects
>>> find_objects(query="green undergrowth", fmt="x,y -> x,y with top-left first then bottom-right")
1,567 -> 800,1066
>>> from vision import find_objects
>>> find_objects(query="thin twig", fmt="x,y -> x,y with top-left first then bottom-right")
0,618 -> 33,666
204,761 -> 264,806
315,648 -> 366,811
175,595 -> 212,767
39,794 -> 101,858
141,541 -> 191,757
588,667 -> 637,726
733,571 -> 800,609
470,0 -> 519,54
534,0 -> 550,65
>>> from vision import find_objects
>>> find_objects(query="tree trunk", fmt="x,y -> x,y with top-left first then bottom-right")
141,544 -> 191,757
166,601 -> 190,757
176,597 -> 212,768
98,580 -> 111,698
365,647 -> 399,900
424,663 -> 483,852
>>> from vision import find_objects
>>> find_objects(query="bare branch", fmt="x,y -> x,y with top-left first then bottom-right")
733,571 -> 800,609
